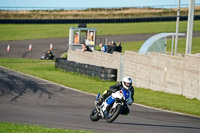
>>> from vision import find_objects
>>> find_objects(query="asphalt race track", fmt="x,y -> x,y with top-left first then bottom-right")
0,32 -> 200,59
0,38 -> 69,59
0,67 -> 200,133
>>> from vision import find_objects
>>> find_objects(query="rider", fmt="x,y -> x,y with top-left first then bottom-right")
45,50 -> 54,59
97,77 -> 134,115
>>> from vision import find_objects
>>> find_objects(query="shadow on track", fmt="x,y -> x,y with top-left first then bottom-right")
0,70 -> 52,102
114,122 -> 200,130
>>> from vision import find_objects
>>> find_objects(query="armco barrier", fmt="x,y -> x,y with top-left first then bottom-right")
55,58 -> 117,81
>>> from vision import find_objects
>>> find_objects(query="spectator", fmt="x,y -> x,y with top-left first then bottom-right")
107,41 -> 117,54
74,32 -> 79,44
112,41 -> 117,53
107,42 -> 112,54
99,43 -> 107,53
117,42 -> 122,52
82,43 -> 92,52
88,31 -> 94,41
112,41 -> 116,46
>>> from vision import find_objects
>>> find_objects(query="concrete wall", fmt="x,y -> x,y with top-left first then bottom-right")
67,49 -> 200,100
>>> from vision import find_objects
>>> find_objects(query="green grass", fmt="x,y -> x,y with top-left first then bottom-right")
166,37 -> 200,54
0,58 -> 200,116
0,122 -> 94,133
136,88 -> 200,116
122,40 -> 145,53
121,37 -> 200,54
0,24 -> 76,41
0,20 -> 199,41
61,52 -> 68,58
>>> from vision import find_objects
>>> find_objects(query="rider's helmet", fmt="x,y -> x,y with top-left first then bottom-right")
122,77 -> 133,90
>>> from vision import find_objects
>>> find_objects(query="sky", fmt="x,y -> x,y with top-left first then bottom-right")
0,0 -> 200,8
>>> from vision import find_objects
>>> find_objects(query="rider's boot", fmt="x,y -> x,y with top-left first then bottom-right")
97,90 -> 112,106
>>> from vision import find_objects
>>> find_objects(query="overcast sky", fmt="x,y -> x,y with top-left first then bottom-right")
1,0 -> 200,8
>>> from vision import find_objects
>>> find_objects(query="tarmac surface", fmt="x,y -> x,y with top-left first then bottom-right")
0,32 -> 200,59
0,67 -> 200,133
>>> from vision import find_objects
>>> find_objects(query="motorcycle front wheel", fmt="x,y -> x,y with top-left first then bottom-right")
106,104 -> 122,123
90,109 -> 100,122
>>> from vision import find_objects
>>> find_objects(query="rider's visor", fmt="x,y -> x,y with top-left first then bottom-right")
125,82 -> 131,87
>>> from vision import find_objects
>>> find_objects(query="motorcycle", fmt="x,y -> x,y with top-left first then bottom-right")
90,87 -> 133,123
40,52 -> 54,60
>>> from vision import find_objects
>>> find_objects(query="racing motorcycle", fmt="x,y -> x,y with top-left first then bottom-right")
90,87 -> 133,123
40,51 -> 54,60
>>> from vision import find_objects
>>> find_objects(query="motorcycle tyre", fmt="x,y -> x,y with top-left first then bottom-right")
90,109 -> 100,122
106,104 -> 122,123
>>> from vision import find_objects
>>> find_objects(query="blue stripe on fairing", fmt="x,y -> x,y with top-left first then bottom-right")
121,88 -> 130,100
96,93 -> 101,101
106,96 -> 116,106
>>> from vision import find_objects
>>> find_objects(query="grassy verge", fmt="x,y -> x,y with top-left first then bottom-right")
0,20 -> 199,41
0,58 -> 200,116
0,122 -> 94,133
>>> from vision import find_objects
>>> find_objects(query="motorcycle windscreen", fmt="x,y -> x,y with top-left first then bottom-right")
106,96 -> 116,106
121,88 -> 130,100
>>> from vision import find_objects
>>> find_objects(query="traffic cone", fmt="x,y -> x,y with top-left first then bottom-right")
29,43 -> 32,51
7,44 -> 10,52
50,43 -> 53,50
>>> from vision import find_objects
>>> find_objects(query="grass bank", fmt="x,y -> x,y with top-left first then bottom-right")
0,58 -> 200,116
0,20 -> 199,41
0,122 -> 94,133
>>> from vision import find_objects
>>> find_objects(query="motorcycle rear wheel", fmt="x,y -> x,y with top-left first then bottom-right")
90,109 -> 100,122
106,104 -> 122,123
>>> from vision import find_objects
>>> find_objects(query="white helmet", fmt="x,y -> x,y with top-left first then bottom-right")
122,77 -> 133,90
